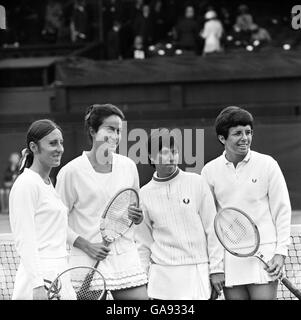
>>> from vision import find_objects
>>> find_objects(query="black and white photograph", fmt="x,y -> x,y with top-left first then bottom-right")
0,0 -> 301,309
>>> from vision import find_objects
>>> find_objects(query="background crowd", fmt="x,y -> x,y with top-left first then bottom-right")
0,0 -> 299,59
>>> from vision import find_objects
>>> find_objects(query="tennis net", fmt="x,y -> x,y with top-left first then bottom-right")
1,225 -> 301,300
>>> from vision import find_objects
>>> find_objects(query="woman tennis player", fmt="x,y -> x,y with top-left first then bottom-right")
9,119 -> 76,300
135,128 -> 225,300
55,104 -> 148,300
201,106 -> 292,300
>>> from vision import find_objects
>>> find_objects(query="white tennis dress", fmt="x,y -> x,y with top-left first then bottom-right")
56,152 -> 147,291
9,168 -> 76,299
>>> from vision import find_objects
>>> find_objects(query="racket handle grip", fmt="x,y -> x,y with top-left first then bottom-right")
281,277 -> 301,300
94,260 -> 100,269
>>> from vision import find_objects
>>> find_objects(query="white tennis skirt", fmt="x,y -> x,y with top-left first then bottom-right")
68,248 -> 148,291
224,243 -> 277,287
147,263 -> 211,300
12,257 -> 76,300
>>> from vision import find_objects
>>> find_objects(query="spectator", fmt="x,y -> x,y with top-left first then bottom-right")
107,20 -> 122,59
233,4 -> 257,44
251,25 -> 272,45
103,0 -> 123,42
0,152 -> 20,213
132,35 -> 146,59
42,0 -> 64,43
0,5 -> 6,30
70,0 -> 89,43
173,5 -> 199,53
200,10 -> 223,55
234,4 -> 257,32
1,2 -> 23,46
0,4 -> 8,47
133,4 -> 154,47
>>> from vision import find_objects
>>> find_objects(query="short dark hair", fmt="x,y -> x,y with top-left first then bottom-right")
20,119 -> 62,174
84,104 -> 125,142
215,106 -> 254,139
147,128 -> 176,167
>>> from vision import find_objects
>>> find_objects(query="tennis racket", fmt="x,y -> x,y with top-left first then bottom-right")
81,188 -> 140,290
46,266 -> 106,300
214,207 -> 301,300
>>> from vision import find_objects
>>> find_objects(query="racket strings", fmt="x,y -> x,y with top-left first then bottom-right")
224,217 -> 248,244
217,209 -> 258,255
48,267 -> 106,300
102,190 -> 138,241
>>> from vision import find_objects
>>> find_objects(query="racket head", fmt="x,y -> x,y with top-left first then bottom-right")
46,266 -> 106,300
100,188 -> 139,243
214,207 -> 260,257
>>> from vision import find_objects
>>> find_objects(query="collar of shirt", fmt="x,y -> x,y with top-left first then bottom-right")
153,167 -> 180,183
222,149 -> 252,166
82,150 -> 116,173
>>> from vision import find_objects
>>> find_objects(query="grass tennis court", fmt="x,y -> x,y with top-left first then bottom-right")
1,212 -> 301,300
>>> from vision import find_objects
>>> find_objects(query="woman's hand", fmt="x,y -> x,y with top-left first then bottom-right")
74,236 -> 111,260
128,205 -> 143,225
264,254 -> 285,279
209,273 -> 225,299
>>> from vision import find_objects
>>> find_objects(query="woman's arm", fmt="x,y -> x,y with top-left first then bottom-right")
9,180 -> 45,291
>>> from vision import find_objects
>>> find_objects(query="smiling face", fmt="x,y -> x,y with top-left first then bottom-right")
92,115 -> 123,162
218,125 -> 253,162
30,128 -> 64,169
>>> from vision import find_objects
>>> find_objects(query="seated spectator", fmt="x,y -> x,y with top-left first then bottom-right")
251,25 -> 272,44
107,20 -> 122,59
234,4 -> 257,33
132,35 -> 146,59
173,5 -> 199,53
133,4 -> 154,47
70,0 -> 89,43
0,152 -> 20,213
200,10 -> 223,55
42,0 -> 64,43
103,0 -> 123,42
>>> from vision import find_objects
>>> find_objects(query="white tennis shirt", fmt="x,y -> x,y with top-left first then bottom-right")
201,150 -> 291,256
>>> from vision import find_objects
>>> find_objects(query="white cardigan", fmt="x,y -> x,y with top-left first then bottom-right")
135,169 -> 224,274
